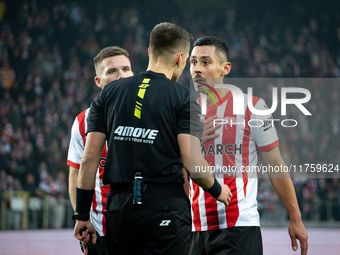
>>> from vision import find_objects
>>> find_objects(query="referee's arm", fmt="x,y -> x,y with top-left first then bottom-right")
77,131 -> 106,189
69,166 -> 79,211
73,131 -> 106,246
178,133 -> 232,207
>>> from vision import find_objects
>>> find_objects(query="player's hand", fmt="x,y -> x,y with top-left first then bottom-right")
201,115 -> 222,146
288,218 -> 308,255
216,183 -> 232,208
74,219 -> 97,251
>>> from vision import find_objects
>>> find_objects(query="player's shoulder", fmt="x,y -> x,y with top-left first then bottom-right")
251,95 -> 264,107
239,91 -> 264,108
75,108 -> 90,121
79,108 -> 90,116
73,108 -> 90,125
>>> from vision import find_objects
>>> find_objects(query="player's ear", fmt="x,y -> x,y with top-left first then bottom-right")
94,76 -> 103,88
221,61 -> 232,76
147,47 -> 150,56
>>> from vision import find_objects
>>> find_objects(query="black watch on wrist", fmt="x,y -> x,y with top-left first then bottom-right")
72,213 -> 90,221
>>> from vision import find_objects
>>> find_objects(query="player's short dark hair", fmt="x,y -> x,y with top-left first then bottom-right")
93,46 -> 129,71
149,22 -> 194,60
193,36 -> 229,63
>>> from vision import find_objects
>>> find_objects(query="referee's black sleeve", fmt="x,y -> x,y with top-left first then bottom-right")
177,93 -> 203,140
86,90 -> 107,135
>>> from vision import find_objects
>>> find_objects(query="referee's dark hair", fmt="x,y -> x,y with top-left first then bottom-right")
93,46 -> 129,72
149,22 -> 193,60
193,36 -> 229,63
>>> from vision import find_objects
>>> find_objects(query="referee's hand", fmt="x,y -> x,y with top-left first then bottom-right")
74,219 -> 97,255
216,183 -> 232,208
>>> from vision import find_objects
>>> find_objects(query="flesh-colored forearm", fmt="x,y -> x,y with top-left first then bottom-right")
69,166 -> 79,211
78,132 -> 106,190
262,147 -> 301,220
178,133 -> 214,190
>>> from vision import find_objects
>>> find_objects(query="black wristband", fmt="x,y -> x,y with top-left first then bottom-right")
204,178 -> 221,198
76,187 -> 94,215
72,213 -> 90,221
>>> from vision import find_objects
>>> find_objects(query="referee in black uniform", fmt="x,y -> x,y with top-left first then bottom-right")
73,22 -> 232,255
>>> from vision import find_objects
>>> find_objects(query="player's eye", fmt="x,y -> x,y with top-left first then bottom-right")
191,60 -> 197,65
123,68 -> 130,72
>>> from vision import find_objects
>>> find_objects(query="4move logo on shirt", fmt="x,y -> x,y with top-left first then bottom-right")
114,126 -> 159,144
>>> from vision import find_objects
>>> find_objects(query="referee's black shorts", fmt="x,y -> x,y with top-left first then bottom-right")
106,183 -> 191,255
189,226 -> 263,255
85,232 -> 108,255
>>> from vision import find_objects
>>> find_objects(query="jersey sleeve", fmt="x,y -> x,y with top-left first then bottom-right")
177,92 -> 204,140
67,117 -> 85,169
250,98 -> 279,151
87,90 -> 107,135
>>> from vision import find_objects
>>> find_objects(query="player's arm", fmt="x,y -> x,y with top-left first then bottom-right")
74,131 -> 106,247
178,133 -> 232,207
262,146 -> 308,255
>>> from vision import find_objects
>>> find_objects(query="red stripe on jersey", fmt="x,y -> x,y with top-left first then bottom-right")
100,145 -> 109,235
204,191 -> 219,228
222,95 -> 239,228
92,191 -> 98,215
259,140 -> 279,151
67,160 -> 80,169
191,182 -> 202,230
77,110 -> 87,146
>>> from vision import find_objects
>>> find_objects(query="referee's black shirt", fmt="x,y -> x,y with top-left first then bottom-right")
87,71 -> 203,187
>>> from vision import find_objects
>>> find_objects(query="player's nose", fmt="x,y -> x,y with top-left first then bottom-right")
193,64 -> 202,74
118,72 -> 125,78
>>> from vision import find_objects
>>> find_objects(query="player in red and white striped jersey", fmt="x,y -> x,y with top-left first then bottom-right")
188,37 -> 308,255
67,46 -> 133,255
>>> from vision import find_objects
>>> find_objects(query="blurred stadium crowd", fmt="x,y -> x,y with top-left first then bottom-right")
0,0 -> 339,229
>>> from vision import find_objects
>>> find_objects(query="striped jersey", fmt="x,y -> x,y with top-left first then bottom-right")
189,91 -> 279,231
67,108 -> 110,236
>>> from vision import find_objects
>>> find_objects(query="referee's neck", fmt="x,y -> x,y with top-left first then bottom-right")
147,63 -> 175,81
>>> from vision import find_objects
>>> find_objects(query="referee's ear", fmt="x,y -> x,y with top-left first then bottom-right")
176,52 -> 184,66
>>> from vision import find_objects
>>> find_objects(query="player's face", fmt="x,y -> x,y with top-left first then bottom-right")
190,45 -> 225,90
95,55 -> 133,87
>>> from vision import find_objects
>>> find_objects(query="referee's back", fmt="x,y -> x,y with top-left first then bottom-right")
88,70 -> 197,187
